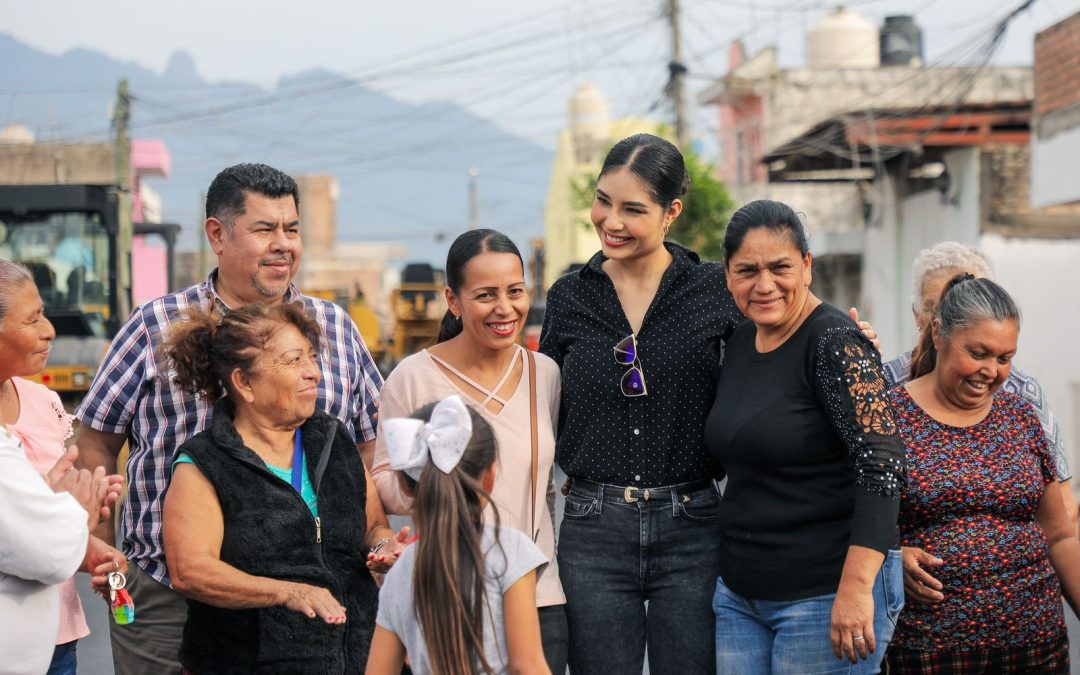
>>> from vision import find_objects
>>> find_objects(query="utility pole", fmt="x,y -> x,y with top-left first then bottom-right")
530,237 -> 546,300
114,79 -> 131,195
113,79 -> 133,321
198,191 -> 207,279
666,0 -> 690,150
468,167 -> 480,230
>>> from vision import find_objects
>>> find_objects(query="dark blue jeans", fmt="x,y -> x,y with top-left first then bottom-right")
558,478 -> 722,675
539,604 -> 569,674
47,640 -> 78,675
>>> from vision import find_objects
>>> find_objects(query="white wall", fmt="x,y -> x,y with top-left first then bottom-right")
862,148 -> 982,361
982,233 -> 1080,475
857,145 -> 1080,482
1032,125 -> 1080,208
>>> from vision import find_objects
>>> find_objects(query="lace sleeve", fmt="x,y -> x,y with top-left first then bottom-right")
814,328 -> 904,497
814,327 -> 904,554
47,391 -> 74,442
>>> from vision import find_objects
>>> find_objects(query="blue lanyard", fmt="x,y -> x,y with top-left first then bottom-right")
291,428 -> 304,494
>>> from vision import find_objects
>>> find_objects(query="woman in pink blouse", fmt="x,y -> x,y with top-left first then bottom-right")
371,229 -> 566,673
0,259 -> 127,674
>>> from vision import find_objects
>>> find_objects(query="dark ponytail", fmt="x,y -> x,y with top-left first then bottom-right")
909,273 -> 1020,379
405,401 -> 500,675
436,312 -> 464,344
436,229 -> 524,343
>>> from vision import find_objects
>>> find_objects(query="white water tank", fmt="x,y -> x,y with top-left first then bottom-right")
569,83 -> 611,164
807,7 -> 880,69
0,124 -> 35,144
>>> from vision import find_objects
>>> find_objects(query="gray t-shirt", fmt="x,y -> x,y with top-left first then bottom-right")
375,525 -> 547,675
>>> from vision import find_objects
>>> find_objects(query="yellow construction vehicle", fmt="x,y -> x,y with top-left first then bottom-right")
302,288 -> 386,367
385,263 -> 445,372
0,185 -> 178,403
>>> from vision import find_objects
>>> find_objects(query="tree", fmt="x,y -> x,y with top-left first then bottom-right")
570,147 -> 735,261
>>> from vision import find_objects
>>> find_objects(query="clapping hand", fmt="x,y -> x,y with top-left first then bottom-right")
45,446 -> 124,530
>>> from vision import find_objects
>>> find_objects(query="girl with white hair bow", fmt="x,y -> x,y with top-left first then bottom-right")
366,396 -> 551,675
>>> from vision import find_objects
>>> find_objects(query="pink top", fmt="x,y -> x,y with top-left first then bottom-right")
7,377 -> 90,645
372,347 -> 565,607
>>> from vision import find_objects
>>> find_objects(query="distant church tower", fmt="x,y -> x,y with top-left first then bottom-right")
569,83 -> 611,165
542,84 -> 661,289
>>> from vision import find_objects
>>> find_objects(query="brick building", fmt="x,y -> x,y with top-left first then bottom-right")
1031,11 -> 1080,208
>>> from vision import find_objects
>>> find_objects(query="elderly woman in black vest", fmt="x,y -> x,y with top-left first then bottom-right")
162,302 -> 396,673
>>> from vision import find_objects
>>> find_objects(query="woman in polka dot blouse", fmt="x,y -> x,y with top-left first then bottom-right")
539,133 -> 742,674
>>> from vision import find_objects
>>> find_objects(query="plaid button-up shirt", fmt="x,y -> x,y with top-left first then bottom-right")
75,270 -> 383,586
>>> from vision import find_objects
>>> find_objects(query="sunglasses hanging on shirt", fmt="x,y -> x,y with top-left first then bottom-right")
614,334 -> 648,397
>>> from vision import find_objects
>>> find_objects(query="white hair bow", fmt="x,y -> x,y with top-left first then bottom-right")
383,395 -> 473,481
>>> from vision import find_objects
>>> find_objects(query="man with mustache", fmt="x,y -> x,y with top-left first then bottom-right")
73,163 -> 389,675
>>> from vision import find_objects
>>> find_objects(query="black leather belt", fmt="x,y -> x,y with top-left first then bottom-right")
571,477 -> 715,504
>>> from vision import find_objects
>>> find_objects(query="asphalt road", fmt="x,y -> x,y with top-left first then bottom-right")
71,576 -> 1080,675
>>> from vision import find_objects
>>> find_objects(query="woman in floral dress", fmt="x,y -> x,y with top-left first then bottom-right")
886,274 -> 1080,673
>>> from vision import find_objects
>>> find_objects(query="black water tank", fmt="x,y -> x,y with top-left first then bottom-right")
880,15 -> 923,67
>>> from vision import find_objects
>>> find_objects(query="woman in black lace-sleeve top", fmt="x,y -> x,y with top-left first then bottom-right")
703,200 -> 905,675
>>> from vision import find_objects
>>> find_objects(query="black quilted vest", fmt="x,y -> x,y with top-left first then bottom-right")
177,401 -> 378,674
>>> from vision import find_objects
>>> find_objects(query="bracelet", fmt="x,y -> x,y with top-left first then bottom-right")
369,536 -> 391,555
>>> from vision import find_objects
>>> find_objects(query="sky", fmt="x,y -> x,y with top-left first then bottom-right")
1,0 -> 1075,153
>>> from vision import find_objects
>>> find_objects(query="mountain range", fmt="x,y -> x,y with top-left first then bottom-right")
0,34 -> 555,265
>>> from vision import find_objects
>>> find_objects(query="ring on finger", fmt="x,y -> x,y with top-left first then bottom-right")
853,635 -> 865,641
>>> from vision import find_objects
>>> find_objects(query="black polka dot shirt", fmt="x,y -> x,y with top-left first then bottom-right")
539,243 -> 743,486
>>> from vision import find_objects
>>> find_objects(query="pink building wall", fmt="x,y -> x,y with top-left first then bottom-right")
130,139 -> 172,303
131,235 -> 168,305
716,42 -> 768,187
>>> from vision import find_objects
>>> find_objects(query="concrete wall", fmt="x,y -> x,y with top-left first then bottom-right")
702,57 -> 1033,168
982,233 -> 1080,475
0,143 -> 116,184
862,148 -> 982,361
854,143 -> 1080,474
1032,123 -> 1080,208
296,175 -> 339,258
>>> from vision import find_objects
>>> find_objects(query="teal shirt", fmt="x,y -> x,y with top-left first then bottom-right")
173,452 -> 319,517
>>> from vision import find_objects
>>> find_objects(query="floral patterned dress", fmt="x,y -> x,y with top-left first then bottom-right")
888,387 -> 1065,652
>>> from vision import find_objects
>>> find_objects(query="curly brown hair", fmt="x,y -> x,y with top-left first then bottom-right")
161,302 -> 323,404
